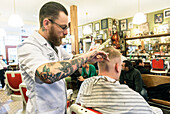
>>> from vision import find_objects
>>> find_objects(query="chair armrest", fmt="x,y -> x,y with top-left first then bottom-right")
150,99 -> 170,107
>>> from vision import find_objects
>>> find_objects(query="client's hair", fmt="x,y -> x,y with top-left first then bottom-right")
98,47 -> 121,71
102,47 -> 121,60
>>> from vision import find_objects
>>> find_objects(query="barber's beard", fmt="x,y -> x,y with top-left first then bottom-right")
48,26 -> 64,46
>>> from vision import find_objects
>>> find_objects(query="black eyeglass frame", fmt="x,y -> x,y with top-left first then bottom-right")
48,19 -> 69,31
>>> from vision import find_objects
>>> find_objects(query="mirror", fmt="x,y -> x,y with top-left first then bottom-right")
126,36 -> 170,57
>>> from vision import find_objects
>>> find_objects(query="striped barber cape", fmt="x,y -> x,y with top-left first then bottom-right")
76,76 -> 155,114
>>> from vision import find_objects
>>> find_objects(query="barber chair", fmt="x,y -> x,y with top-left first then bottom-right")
70,104 -> 102,114
67,89 -> 73,108
5,71 -> 22,101
18,84 -> 72,113
19,82 -> 28,114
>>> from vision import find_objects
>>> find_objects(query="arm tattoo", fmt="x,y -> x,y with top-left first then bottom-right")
71,57 -> 84,68
42,26 -> 45,31
89,51 -> 97,59
36,57 -> 88,83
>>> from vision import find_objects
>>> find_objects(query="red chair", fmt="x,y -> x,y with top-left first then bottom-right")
19,82 -> 28,104
70,104 -> 102,114
151,59 -> 165,71
19,82 -> 28,113
5,71 -> 23,101
67,89 -> 73,113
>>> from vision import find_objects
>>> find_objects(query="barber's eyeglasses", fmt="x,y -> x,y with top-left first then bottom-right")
48,19 -> 69,31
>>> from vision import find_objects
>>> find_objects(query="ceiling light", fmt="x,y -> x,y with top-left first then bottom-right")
133,0 -> 146,25
133,12 -> 146,25
8,14 -> 24,27
8,0 -> 24,27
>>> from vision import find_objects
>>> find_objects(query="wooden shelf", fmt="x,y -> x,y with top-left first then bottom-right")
125,33 -> 170,40
159,43 -> 170,45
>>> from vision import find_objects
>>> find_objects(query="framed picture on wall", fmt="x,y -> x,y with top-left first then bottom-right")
154,13 -> 163,24
83,23 -> 93,35
78,26 -> 83,38
101,19 -> 108,29
139,22 -> 149,35
119,19 -> 128,31
94,22 -> 100,31
96,34 -> 103,39
164,9 -> 170,18
128,22 -> 133,29
123,30 -> 131,38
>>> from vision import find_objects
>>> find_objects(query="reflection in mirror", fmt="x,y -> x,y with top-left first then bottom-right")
126,36 -> 170,60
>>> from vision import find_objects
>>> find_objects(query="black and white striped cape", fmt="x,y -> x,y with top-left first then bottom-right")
76,76 -> 162,114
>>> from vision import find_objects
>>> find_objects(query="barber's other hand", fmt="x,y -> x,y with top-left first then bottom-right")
87,49 -> 110,63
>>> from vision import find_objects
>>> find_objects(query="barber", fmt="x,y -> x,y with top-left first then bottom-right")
17,1 -> 109,114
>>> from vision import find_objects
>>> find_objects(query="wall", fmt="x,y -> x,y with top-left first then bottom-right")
78,18 -> 114,40
124,8 -> 170,37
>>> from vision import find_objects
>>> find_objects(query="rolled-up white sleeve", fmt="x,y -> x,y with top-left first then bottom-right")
17,43 -> 51,81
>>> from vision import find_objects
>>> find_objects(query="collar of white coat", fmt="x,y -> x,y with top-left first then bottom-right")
33,30 -> 49,46
33,31 -> 61,53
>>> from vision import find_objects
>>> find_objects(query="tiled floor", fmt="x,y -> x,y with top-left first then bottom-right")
0,85 -> 78,114
0,89 -> 23,114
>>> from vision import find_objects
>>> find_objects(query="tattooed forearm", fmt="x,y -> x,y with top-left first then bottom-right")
88,50 -> 97,60
71,57 -> 85,68
59,62 -> 73,74
36,70 -> 59,83
36,56 -> 88,84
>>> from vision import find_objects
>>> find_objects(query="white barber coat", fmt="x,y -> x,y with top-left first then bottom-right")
17,31 -> 72,114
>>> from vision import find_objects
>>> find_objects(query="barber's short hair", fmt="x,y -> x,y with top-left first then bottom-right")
39,1 -> 68,27
123,60 -> 133,70
136,59 -> 143,66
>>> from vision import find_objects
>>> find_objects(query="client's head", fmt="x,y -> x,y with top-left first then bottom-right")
98,46 -> 121,80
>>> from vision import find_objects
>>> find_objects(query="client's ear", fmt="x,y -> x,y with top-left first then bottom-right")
115,63 -> 121,73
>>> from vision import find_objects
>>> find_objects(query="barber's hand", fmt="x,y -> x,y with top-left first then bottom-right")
78,76 -> 85,81
87,49 -> 110,63
89,45 -> 99,51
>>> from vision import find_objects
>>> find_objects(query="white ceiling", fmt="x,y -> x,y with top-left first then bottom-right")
0,0 -> 170,35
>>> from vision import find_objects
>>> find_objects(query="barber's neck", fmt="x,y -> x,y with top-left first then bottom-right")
38,28 -> 48,40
